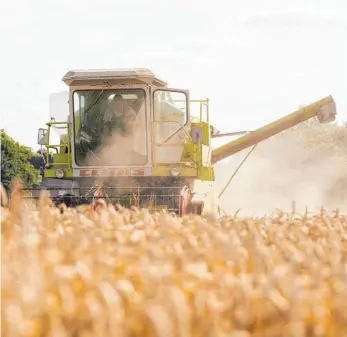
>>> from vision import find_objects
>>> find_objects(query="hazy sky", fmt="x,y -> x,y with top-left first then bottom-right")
1,0 -> 346,150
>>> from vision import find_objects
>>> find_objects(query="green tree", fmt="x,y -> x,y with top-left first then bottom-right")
1,130 -> 40,191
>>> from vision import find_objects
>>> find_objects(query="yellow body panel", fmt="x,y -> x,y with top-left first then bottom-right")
53,154 -> 69,166
44,169 -> 73,178
180,143 -> 198,164
190,121 -> 210,145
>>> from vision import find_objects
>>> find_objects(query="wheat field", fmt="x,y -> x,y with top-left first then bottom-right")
2,186 -> 347,337
2,121 -> 347,337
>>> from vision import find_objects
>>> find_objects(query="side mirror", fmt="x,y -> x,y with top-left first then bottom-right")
37,128 -> 48,145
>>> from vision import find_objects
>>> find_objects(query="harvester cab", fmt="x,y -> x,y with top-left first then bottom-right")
32,69 -> 214,214
31,68 -> 337,216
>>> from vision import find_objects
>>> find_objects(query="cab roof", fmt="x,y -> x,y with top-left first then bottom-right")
62,68 -> 167,87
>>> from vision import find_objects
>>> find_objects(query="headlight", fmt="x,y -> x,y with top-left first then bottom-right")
56,169 -> 64,179
171,168 -> 180,176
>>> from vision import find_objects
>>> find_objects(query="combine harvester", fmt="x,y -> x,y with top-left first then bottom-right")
26,68 -> 337,216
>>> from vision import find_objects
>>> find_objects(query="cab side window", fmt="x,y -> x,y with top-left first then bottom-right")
153,90 -> 188,143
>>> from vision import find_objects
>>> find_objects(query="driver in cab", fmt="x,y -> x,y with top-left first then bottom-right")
103,94 -> 137,136
101,93 -> 147,165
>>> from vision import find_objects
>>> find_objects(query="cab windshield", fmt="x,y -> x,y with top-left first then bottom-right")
73,89 -> 147,166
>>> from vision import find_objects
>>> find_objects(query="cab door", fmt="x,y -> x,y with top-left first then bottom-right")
151,88 -> 190,165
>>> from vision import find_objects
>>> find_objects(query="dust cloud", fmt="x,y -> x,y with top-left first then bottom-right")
82,104 -> 148,191
86,96 -> 148,169
87,132 -> 147,167
214,121 -> 347,217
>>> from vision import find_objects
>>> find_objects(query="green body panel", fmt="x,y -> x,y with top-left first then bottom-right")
191,121 -> 210,145
44,169 -> 73,178
180,143 -> 197,163
197,166 -> 214,181
53,154 -> 69,166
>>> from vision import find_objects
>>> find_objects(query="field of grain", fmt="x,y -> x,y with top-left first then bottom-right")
2,187 -> 347,337
2,121 -> 347,337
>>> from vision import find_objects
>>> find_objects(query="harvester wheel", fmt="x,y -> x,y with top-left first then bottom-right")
54,194 -> 86,208
55,194 -> 74,207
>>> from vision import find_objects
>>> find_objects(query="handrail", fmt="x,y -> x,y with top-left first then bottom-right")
46,122 -> 70,125
171,99 -> 210,124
